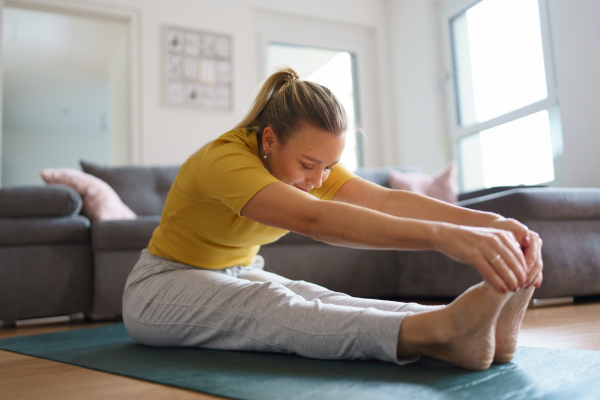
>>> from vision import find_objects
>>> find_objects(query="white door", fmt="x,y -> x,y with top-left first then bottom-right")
0,2 -> 136,186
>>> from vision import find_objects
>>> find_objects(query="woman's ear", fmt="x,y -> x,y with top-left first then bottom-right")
262,126 -> 277,152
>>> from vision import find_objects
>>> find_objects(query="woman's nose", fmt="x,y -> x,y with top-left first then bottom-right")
306,169 -> 324,189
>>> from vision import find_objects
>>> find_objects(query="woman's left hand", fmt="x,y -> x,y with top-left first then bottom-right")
490,218 -> 543,288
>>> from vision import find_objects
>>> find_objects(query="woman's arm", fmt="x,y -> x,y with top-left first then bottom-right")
241,180 -> 528,293
334,177 -> 543,286
333,177 -> 499,227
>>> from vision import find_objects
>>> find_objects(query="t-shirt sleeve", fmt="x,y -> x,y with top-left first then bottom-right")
200,141 -> 280,215
310,163 -> 358,200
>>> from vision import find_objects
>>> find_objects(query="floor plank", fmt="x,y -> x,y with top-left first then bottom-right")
519,301 -> 600,351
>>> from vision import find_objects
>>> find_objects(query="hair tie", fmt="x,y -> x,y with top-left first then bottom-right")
285,71 -> 299,84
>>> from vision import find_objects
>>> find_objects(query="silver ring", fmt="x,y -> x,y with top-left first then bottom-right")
490,254 -> 502,264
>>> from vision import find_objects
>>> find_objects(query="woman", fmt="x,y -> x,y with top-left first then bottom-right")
123,68 -> 543,371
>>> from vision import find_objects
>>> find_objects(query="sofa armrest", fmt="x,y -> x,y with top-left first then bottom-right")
0,216 -> 90,246
458,187 -> 600,220
91,215 -> 161,251
457,185 -> 546,202
0,184 -> 82,218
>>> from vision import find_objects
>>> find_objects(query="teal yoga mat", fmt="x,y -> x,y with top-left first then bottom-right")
1,323 -> 599,400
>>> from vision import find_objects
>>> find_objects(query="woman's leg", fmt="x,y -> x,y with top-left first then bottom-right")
239,266 -> 440,314
123,251 -> 409,364
123,252 -> 529,370
240,261 -> 535,369
249,268 -> 533,366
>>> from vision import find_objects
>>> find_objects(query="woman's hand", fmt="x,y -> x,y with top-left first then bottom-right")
489,218 -> 543,288
433,223 -> 529,293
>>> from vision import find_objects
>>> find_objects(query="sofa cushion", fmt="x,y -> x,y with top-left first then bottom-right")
354,166 -> 420,188
0,184 -> 82,218
388,161 -> 458,203
0,215 -> 91,246
81,161 -> 180,216
41,168 -> 136,222
92,216 -> 160,251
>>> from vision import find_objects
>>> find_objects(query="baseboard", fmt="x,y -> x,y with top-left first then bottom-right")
530,296 -> 574,307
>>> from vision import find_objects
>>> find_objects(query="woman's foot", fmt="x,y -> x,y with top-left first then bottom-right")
493,286 -> 535,363
397,282 -> 510,371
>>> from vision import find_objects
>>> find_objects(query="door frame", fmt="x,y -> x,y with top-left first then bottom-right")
0,0 -> 141,185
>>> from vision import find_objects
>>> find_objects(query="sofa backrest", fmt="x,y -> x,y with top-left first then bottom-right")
354,166 -> 420,188
79,162 -> 420,216
81,160 -> 180,216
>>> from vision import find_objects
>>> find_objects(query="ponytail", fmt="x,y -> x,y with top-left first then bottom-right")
235,67 -> 348,144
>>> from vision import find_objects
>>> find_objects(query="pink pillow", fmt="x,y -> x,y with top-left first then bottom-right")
388,161 -> 458,203
41,168 -> 136,221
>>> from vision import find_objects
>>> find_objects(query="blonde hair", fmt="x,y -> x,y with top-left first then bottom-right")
235,67 -> 348,144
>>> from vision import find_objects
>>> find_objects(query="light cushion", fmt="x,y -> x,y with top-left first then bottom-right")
81,160 -> 179,216
41,168 -> 136,221
388,161 -> 459,203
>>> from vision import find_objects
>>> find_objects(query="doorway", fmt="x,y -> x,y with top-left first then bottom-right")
1,5 -> 130,186
254,9 -> 380,168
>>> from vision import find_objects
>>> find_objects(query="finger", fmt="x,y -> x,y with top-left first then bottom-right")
489,254 -> 519,291
501,218 -> 530,249
523,232 -> 541,269
474,254 -> 509,293
506,233 -> 529,270
534,272 -> 543,288
481,264 -> 510,293
495,234 -> 528,287
513,222 -> 530,249
526,247 -> 544,287
525,267 -> 541,288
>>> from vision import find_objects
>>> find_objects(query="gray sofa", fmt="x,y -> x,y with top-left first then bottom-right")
2,162 -> 600,326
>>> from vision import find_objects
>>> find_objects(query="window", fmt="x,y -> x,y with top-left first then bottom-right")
445,0 -> 561,191
266,43 -> 361,171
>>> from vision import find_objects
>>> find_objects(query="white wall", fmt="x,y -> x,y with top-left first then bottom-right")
547,0 -> 600,188
387,0 -> 450,174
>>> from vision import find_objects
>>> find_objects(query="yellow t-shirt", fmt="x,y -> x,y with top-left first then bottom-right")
148,128 -> 357,269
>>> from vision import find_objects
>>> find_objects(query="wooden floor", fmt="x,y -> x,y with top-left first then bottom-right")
2,301 -> 599,400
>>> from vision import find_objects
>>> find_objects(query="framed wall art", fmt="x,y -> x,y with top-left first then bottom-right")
164,25 -> 232,110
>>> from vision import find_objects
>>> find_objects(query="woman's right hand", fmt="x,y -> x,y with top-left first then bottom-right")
432,223 -> 528,293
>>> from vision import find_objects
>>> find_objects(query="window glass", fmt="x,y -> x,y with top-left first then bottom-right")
452,0 -> 547,124
459,110 -> 554,189
267,43 -> 360,171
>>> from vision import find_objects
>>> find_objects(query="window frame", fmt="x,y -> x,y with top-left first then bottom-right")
253,10 -> 380,170
439,0 -> 560,188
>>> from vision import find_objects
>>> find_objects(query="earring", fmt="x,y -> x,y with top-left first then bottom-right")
263,148 -> 268,159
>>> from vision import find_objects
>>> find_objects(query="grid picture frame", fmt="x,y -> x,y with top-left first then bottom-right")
163,25 -> 232,110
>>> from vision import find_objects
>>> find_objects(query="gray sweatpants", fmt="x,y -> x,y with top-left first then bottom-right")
122,249 -> 440,365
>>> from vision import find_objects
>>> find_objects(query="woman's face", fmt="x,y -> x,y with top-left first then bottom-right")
262,124 -> 346,193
